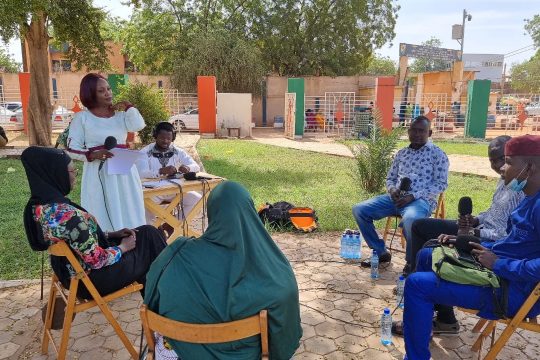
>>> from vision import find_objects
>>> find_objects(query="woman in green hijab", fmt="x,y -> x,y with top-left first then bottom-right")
144,181 -> 302,359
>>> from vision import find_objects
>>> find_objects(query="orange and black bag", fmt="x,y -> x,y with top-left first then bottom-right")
257,201 -> 318,233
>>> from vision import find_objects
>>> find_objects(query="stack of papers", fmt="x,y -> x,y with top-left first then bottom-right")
142,178 -> 184,188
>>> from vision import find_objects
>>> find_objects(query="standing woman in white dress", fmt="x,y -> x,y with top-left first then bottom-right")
66,73 -> 146,231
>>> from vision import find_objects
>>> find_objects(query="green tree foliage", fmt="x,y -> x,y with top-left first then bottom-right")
124,0 -> 399,78
361,55 -> 396,76
525,14 -> 540,47
353,109 -> 403,193
409,37 -> 451,73
116,82 -> 169,145
511,14 -> 540,93
0,46 -> 20,73
172,30 -> 265,94
0,0 -> 109,145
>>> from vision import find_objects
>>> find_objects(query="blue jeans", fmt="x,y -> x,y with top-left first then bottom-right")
403,248 -> 496,360
352,194 -> 431,263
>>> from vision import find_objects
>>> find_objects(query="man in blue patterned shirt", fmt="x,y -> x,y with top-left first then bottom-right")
353,116 -> 449,269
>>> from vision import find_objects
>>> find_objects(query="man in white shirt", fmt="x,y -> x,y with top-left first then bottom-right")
136,122 -> 202,227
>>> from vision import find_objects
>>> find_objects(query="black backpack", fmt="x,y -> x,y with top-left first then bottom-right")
258,201 -> 318,232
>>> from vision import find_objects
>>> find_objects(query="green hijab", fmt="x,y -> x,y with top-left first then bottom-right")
144,181 -> 302,359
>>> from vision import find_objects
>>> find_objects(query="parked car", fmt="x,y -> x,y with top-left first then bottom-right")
0,106 -> 21,129
14,105 -> 74,128
168,108 -> 199,130
525,103 -> 540,117
1,101 -> 22,112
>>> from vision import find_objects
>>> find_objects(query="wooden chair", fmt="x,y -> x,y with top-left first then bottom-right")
140,304 -> 269,360
459,282 -> 540,360
42,241 -> 142,360
382,192 -> 446,249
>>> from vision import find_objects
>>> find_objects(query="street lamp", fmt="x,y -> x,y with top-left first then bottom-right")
452,9 -> 472,58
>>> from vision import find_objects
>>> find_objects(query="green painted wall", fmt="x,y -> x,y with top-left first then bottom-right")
465,80 -> 491,138
287,78 -> 305,137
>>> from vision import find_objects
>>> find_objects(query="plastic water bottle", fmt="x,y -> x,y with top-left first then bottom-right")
381,308 -> 392,345
340,230 -> 348,258
349,231 -> 361,260
370,250 -> 379,279
396,275 -> 405,309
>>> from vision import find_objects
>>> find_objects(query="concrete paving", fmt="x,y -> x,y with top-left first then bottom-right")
1,233 -> 537,359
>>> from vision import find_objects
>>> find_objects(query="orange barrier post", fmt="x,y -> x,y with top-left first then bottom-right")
375,77 -> 395,131
197,76 -> 217,135
18,73 -> 31,134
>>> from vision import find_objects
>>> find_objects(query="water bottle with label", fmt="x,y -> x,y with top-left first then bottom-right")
340,230 -> 346,258
349,231 -> 360,261
381,308 -> 392,345
396,275 -> 405,309
370,250 -> 379,279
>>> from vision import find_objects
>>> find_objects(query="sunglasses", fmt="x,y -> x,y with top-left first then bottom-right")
152,152 -> 174,159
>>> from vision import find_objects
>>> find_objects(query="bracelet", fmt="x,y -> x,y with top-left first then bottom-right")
104,231 -> 109,240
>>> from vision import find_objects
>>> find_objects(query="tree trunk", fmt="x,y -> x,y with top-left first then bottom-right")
24,13 -> 52,146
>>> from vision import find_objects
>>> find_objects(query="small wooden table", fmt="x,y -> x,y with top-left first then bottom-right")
142,174 -> 223,243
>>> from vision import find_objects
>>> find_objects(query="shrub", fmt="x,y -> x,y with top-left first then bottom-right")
352,109 -> 403,193
116,82 -> 169,145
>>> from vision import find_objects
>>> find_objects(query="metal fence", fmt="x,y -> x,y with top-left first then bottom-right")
304,93 -> 374,137
161,90 -> 198,116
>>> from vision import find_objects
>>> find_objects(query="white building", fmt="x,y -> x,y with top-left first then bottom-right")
462,54 -> 504,82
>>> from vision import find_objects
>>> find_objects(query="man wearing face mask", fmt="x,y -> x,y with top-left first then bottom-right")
400,135 -> 540,360
389,136 -> 524,337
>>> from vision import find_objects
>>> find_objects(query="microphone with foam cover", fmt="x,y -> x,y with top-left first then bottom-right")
399,177 -> 412,198
457,196 -> 473,235
98,136 -> 117,171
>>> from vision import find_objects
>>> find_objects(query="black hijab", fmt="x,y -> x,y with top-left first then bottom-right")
21,146 -> 74,251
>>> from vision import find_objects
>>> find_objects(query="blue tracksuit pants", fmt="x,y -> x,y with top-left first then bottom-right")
403,248 -> 498,360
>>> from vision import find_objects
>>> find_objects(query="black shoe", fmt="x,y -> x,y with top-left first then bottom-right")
360,252 -> 391,268
402,263 -> 412,277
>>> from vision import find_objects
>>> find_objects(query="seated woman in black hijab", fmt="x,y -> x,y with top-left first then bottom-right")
22,146 -> 166,299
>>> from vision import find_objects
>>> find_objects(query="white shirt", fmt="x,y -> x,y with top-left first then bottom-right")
136,143 -> 201,178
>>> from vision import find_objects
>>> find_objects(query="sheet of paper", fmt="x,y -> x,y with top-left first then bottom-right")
107,148 -> 146,175
142,178 -> 184,188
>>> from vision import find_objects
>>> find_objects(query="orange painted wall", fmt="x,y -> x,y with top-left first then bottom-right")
197,76 -> 217,134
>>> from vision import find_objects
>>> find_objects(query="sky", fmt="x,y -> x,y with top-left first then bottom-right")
4,0 -> 540,69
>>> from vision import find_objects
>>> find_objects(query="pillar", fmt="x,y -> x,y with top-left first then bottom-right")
287,78 -> 305,137
197,76 -> 217,136
375,77 -> 395,130
465,80 -> 491,139
18,73 -> 31,134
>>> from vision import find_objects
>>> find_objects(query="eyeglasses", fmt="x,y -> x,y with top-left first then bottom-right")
68,168 -> 79,176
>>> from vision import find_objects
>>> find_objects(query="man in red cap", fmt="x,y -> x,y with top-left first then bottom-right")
400,135 -> 540,360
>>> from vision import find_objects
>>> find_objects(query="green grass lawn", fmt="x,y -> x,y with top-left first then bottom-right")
0,141 -> 497,279
341,139 -> 489,157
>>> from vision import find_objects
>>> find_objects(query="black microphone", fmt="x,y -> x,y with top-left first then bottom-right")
98,136 -> 117,171
457,196 -> 473,235
399,177 -> 412,198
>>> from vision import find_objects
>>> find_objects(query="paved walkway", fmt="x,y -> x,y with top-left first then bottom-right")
249,129 -> 497,178
1,233 -> 537,359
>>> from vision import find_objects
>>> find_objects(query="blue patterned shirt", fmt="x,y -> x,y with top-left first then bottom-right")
386,141 -> 449,211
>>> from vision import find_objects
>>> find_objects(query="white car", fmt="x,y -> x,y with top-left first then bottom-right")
168,108 -> 199,130
0,106 -> 21,130
525,103 -> 540,117
14,105 -> 74,129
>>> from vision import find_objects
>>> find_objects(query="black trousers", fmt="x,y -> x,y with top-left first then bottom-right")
410,218 -> 459,323
410,218 -> 458,272
79,225 -> 167,299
